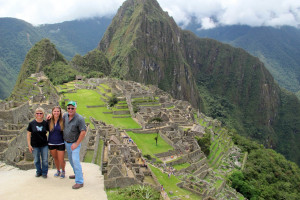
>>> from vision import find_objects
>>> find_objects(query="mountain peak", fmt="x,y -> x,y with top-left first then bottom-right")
98,0 -> 201,107
13,38 -> 66,91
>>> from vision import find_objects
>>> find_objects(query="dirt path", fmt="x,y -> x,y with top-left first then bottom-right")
0,162 -> 107,200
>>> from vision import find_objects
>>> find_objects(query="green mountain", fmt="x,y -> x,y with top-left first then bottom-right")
36,17 -> 111,60
10,38 -> 113,98
98,0 -> 300,165
98,0 -> 201,108
12,38 -> 67,92
0,18 -> 42,99
0,17 -> 111,99
186,24 -> 300,98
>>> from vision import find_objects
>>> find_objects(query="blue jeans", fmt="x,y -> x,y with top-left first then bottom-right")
33,145 -> 48,175
65,142 -> 84,184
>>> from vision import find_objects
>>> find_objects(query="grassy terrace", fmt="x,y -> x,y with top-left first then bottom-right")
172,163 -> 191,171
62,89 -> 141,129
127,132 -> 173,160
149,165 -> 201,200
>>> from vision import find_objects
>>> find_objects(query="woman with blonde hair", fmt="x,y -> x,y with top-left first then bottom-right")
48,106 -> 66,178
27,107 -> 49,178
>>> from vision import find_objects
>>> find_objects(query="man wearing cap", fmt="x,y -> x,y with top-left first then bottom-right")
64,101 -> 86,189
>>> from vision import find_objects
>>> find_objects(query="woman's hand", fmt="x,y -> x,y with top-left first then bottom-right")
28,145 -> 33,153
46,114 -> 52,121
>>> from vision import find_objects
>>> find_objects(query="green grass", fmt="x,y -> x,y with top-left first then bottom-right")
63,89 -> 141,129
100,83 -> 110,90
106,185 -> 161,200
167,105 -> 175,109
149,165 -> 201,200
173,163 -> 191,171
127,132 -> 173,159
95,140 -> 104,166
198,118 -> 208,127
84,150 -> 94,163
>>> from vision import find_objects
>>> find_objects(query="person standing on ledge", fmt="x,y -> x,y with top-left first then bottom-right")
63,101 -> 86,189
27,107 -> 49,178
48,106 -> 66,178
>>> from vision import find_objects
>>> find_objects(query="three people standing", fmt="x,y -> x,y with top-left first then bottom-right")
27,101 -> 86,190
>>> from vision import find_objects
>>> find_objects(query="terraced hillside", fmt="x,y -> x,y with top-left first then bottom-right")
55,78 -> 245,200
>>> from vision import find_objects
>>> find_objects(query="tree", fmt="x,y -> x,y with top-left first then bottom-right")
108,94 -> 118,107
149,117 -> 163,146
195,132 -> 211,156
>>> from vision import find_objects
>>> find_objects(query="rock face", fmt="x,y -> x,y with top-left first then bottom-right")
98,0 -> 201,108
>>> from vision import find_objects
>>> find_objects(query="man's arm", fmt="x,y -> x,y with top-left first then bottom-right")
71,130 -> 86,150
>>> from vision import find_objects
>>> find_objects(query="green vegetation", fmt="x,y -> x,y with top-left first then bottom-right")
172,163 -> 191,171
149,165 -> 200,200
229,134 -> 300,200
108,94 -> 118,107
44,61 -> 78,85
83,150 -> 93,163
13,38 -> 67,91
193,25 -> 300,95
195,132 -> 211,156
95,140 -> 104,166
62,88 -> 140,129
106,185 -> 161,200
127,132 -> 173,159
71,49 -> 111,77
148,117 -> 163,146
0,18 -> 42,99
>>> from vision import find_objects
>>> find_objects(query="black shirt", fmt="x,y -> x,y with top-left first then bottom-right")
27,120 -> 49,147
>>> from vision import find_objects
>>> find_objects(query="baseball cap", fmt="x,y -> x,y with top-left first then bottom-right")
67,101 -> 77,108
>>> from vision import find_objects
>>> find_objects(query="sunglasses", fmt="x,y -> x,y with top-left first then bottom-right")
67,107 -> 75,110
36,113 -> 43,115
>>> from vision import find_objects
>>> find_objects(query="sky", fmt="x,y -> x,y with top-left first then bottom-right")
0,0 -> 299,29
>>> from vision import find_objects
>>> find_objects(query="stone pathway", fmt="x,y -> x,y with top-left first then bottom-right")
0,161 -> 107,200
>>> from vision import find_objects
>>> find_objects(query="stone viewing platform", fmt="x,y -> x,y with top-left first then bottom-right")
0,161 -> 107,200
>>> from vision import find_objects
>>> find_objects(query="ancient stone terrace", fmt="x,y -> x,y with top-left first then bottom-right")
90,118 -> 160,190
0,101 -> 32,165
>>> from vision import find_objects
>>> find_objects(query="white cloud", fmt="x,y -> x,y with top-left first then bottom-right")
0,0 -> 124,25
199,17 -> 217,29
0,0 -> 299,28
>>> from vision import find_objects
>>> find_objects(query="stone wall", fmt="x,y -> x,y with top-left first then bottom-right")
155,150 -> 178,158
104,177 -> 138,189
159,132 -> 174,147
0,102 -> 31,124
2,126 -> 27,163
80,125 -> 92,162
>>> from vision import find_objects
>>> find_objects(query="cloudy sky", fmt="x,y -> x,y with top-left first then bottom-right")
0,0 -> 299,29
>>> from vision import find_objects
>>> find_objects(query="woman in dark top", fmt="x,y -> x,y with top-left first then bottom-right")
48,106 -> 66,178
27,107 -> 49,178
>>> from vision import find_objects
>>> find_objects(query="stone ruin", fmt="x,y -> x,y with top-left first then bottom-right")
0,101 -> 33,167
90,117 -> 160,190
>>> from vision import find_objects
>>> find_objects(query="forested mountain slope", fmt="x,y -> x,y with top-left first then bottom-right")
98,0 -> 300,165
187,24 -> 300,98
